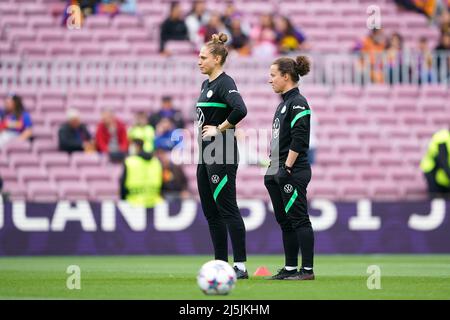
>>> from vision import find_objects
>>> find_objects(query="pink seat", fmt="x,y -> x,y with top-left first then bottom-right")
82,167 -> 112,183
339,182 -> 370,200
41,152 -> 71,168
9,154 -> 40,169
50,167 -> 81,183
3,182 -> 27,200
371,183 -> 402,200
165,41 -> 195,55
3,140 -> 32,154
18,167 -> 48,184
90,182 -> 119,201
71,153 -> 103,168
59,182 -> 90,200
32,126 -> 55,141
28,182 -> 59,202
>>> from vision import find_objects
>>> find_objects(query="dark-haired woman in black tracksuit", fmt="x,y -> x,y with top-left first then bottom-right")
264,55 -> 315,281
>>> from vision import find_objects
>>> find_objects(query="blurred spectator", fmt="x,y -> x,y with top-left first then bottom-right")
250,13 -> 278,57
275,16 -> 308,53
221,2 -> 238,32
355,28 -> 386,83
0,94 -> 32,147
128,111 -> 155,153
229,18 -> 251,56
78,0 -> 100,16
394,0 -> 438,19
185,0 -> 210,49
119,0 -> 137,14
199,12 -> 231,44
154,118 -> 179,151
438,7 -> 450,34
160,1 -> 189,53
120,138 -> 163,208
420,128 -> 450,197
156,149 -> 190,201
58,108 -> 95,154
149,96 -> 185,129
434,31 -> 450,82
96,109 -> 128,162
97,0 -> 120,15
417,36 -> 435,83
386,32 -> 405,84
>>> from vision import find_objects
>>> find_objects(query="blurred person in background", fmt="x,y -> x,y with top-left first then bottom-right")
354,28 -> 387,83
386,32 -> 405,84
156,149 -> 191,201
159,1 -> 189,54
275,16 -> 308,53
435,31 -> 450,83
250,13 -> 278,57
120,138 -> 163,208
0,94 -> 33,147
128,111 -> 155,153
221,1 -> 237,31
118,0 -> 136,14
58,108 -> 95,153
96,109 -> 128,162
417,36 -> 435,83
199,12 -> 231,44
420,127 -> 450,198
186,0 -> 210,50
148,96 -> 185,130
154,118 -> 180,151
229,18 -> 251,56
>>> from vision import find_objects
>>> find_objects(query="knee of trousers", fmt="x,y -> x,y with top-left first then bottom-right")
275,215 -> 295,232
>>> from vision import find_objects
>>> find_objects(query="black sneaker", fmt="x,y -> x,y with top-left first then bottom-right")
233,266 -> 249,279
267,268 -> 298,280
285,268 -> 315,280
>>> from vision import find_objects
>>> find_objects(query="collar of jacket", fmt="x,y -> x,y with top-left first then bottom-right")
281,87 -> 300,102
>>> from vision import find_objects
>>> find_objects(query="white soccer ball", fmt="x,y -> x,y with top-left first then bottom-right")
197,260 -> 237,295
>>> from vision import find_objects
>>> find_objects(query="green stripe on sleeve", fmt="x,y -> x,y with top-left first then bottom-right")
213,175 -> 228,201
196,102 -> 227,108
284,189 -> 298,213
291,110 -> 311,128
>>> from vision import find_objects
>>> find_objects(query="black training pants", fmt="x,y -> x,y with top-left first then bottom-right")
197,163 -> 247,262
264,165 -> 314,268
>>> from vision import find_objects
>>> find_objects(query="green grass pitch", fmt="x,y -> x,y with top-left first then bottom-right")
0,255 -> 449,300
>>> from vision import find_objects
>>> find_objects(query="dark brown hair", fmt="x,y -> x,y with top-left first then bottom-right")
206,33 -> 228,65
272,55 -> 310,83
9,94 -> 25,118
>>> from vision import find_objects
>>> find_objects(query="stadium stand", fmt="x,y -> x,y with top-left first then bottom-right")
0,0 -> 449,202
